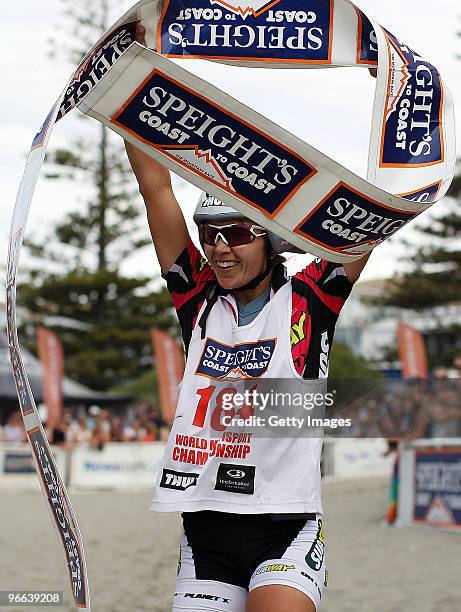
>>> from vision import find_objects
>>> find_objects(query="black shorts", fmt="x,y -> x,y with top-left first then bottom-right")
174,511 -> 326,612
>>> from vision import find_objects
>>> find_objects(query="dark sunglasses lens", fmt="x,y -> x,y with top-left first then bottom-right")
201,225 -> 254,247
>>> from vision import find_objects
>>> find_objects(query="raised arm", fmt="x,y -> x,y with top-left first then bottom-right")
125,141 -> 190,273
342,251 -> 372,284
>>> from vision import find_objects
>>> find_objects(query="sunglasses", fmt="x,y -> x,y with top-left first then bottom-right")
200,223 -> 267,247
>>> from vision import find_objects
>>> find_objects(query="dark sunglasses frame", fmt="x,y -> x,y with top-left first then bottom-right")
199,223 -> 267,247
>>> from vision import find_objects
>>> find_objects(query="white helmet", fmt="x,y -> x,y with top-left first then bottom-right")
193,192 -> 302,255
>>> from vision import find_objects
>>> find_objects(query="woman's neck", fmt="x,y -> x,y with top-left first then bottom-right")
232,272 -> 273,305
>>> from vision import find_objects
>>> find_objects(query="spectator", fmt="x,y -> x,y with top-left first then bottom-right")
71,414 -> 92,444
51,417 -> 68,447
110,416 -> 125,442
90,413 -> 111,451
3,412 -> 26,443
141,422 -> 158,442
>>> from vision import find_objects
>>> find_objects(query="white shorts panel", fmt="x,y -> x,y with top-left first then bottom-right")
248,518 -> 326,611
173,579 -> 247,612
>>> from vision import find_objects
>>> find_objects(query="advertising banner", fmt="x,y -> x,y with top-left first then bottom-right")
0,443 -> 66,491
397,322 -> 429,380
70,442 -> 166,490
36,327 -> 64,430
151,330 -> 185,425
414,448 -> 461,529
327,438 -> 394,479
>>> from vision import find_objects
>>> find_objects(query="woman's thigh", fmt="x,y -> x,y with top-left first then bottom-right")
246,585 -> 316,612
247,518 -> 326,611
174,512 -> 325,611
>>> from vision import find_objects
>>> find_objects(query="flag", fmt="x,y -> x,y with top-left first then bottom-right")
397,322 -> 428,380
151,330 -> 184,425
36,327 -> 64,429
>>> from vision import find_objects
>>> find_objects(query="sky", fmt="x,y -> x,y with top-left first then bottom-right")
1,0 -> 460,286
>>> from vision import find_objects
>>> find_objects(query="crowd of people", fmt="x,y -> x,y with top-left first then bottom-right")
337,375 -> 461,439
0,403 -> 171,449
1,374 -> 460,447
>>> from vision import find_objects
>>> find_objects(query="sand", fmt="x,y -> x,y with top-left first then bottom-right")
1,478 -> 459,611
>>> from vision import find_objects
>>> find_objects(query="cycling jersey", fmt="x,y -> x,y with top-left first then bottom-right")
150,241 -> 352,515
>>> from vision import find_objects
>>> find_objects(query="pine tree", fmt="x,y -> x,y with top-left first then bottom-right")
379,165 -> 461,366
19,0 -> 178,391
382,168 -> 461,309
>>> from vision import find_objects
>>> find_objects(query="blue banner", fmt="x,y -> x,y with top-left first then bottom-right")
3,452 -> 36,474
58,20 -> 138,120
355,7 -> 378,65
380,32 -> 443,167
158,0 -> 333,63
295,182 -> 416,253
113,69 -> 315,216
414,449 -> 461,527
399,181 -> 441,204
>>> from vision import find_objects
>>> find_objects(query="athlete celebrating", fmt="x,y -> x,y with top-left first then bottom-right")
126,129 -> 370,612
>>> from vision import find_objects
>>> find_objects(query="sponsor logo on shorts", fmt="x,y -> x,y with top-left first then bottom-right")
160,468 -> 199,490
195,337 -> 276,379
305,519 -> 325,571
175,592 -> 230,604
215,463 -> 255,494
301,571 -> 322,599
254,563 -> 295,576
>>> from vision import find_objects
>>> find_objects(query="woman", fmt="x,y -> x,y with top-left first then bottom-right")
126,16 -> 371,600
126,130 -> 370,611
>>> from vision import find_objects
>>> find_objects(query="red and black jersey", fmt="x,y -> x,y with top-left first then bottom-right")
164,240 -> 353,378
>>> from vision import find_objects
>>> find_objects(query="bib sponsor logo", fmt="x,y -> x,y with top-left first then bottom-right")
113,70 -> 314,217
160,468 -> 199,490
381,31 -> 444,167
227,468 -> 246,478
195,337 -> 276,379
58,21 -> 138,120
158,0 -> 333,63
355,7 -> 378,65
295,182 -> 416,254
215,462 -> 255,494
305,519 -> 325,571
254,563 -> 295,575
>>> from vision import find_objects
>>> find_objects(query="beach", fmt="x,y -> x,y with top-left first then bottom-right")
1,478 -> 459,611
